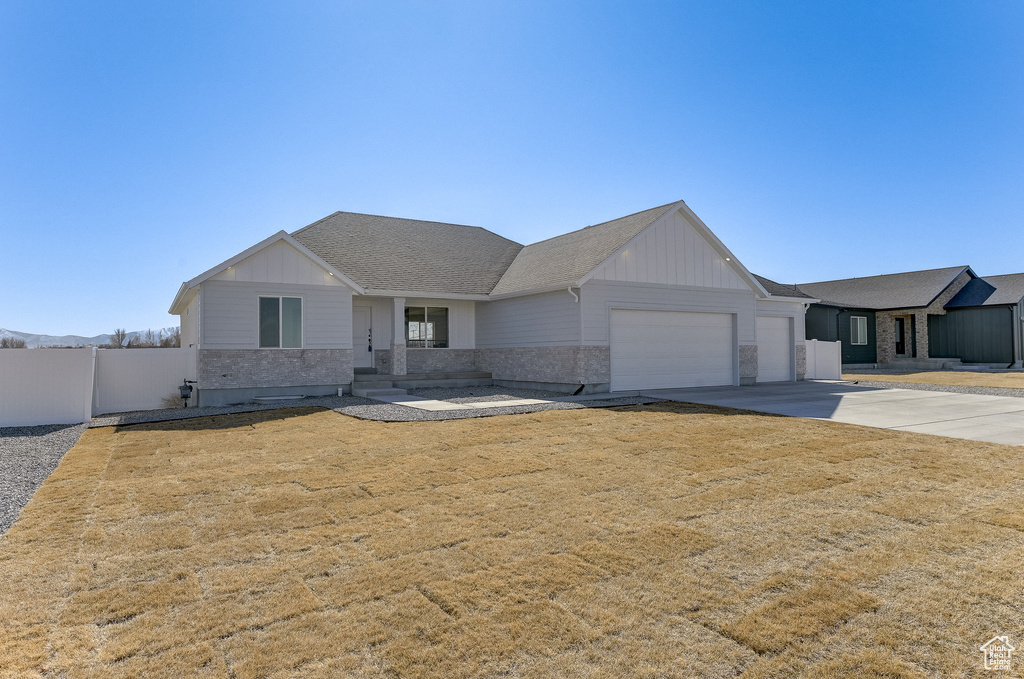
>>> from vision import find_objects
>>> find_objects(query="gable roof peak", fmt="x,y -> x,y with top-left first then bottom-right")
489,201 -> 685,296
524,200 -> 685,248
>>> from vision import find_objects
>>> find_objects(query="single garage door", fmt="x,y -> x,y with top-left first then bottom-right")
610,309 -> 734,391
756,315 -> 793,382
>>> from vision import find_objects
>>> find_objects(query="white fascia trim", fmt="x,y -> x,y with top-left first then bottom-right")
486,284 -> 582,300
674,202 -> 771,298
362,289 -> 490,301
761,295 -> 821,304
168,282 -> 193,315
168,231 -> 366,314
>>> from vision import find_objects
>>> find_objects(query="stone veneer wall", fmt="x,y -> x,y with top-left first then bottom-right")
390,343 -> 407,375
476,346 -> 611,385
739,345 -> 758,385
374,349 -> 391,373
406,349 -> 478,373
795,344 -> 807,379
875,272 -> 973,363
198,349 -> 353,390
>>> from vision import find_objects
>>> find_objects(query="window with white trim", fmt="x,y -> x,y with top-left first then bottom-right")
259,296 -> 302,348
850,316 -> 867,345
405,306 -> 448,348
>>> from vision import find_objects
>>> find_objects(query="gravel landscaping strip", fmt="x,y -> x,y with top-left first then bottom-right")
1,388 -> 660,535
0,423 -> 88,535
89,394 -> 380,428
844,379 -> 1024,399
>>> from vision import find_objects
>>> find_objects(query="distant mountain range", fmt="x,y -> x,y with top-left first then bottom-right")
0,327 -> 180,348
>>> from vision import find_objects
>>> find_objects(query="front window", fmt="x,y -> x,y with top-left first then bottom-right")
405,306 -> 448,348
259,296 -> 302,348
850,316 -> 867,345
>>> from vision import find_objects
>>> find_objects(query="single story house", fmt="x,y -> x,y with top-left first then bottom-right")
799,266 -> 1024,367
169,200 -> 814,406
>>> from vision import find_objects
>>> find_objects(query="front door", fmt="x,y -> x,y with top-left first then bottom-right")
353,306 -> 372,368
894,317 -> 906,356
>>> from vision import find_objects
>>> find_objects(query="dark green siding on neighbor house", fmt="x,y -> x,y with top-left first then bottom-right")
805,306 -> 877,364
928,308 -> 1014,364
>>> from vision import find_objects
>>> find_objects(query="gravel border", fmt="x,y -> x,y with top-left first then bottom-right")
88,394 -> 381,427
0,423 -> 88,535
842,379 -> 1024,399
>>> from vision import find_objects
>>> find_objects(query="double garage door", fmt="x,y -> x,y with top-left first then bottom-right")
610,309 -> 735,391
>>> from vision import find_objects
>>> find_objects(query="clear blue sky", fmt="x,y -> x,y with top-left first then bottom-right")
2,1 -> 1021,336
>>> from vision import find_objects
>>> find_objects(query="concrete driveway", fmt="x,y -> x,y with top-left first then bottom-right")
639,381 -> 1024,446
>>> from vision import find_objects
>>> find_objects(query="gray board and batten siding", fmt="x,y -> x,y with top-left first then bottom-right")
928,307 -> 1014,364
804,306 -> 877,364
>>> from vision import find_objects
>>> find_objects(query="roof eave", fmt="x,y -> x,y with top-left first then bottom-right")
763,295 -> 820,304
487,283 -> 581,300
168,282 -> 193,315
362,289 -> 491,301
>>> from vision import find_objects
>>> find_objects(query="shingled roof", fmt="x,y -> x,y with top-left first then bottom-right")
292,211 -> 523,295
946,273 -> 1024,308
489,202 -> 681,296
797,266 -> 972,310
752,274 -> 814,299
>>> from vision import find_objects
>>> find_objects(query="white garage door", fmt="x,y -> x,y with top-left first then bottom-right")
756,316 -> 793,382
610,309 -> 734,391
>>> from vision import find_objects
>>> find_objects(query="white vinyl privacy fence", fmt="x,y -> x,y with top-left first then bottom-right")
804,339 -> 842,380
0,348 -> 197,427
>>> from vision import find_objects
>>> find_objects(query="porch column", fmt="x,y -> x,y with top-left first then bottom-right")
391,297 -> 407,375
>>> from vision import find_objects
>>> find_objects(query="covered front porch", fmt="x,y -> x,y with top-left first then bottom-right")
350,295 -> 479,376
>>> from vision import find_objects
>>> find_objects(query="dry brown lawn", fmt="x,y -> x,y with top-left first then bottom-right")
844,370 -> 1024,390
2,404 -> 1023,678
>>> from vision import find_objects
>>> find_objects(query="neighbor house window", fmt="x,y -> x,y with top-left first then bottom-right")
259,296 -> 302,348
405,306 -> 448,348
850,316 -> 867,345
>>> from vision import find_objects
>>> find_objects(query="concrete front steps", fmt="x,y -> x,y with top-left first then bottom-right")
349,369 -> 492,398
885,358 -> 963,371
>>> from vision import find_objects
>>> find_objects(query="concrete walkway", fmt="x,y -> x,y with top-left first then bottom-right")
369,394 -> 552,411
640,380 -> 1024,446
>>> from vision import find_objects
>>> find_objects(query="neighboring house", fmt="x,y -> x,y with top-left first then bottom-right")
169,201 -> 813,406
799,266 -> 1024,367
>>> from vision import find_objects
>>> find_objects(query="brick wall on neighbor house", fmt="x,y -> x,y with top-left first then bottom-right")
875,271 -> 973,363
198,349 -> 353,390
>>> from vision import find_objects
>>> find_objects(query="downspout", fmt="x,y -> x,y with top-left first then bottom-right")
1010,306 -> 1018,369
836,308 -> 843,363
567,286 -> 583,393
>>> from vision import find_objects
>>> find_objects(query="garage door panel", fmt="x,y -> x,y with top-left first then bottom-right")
610,309 -> 735,390
756,316 -> 792,382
